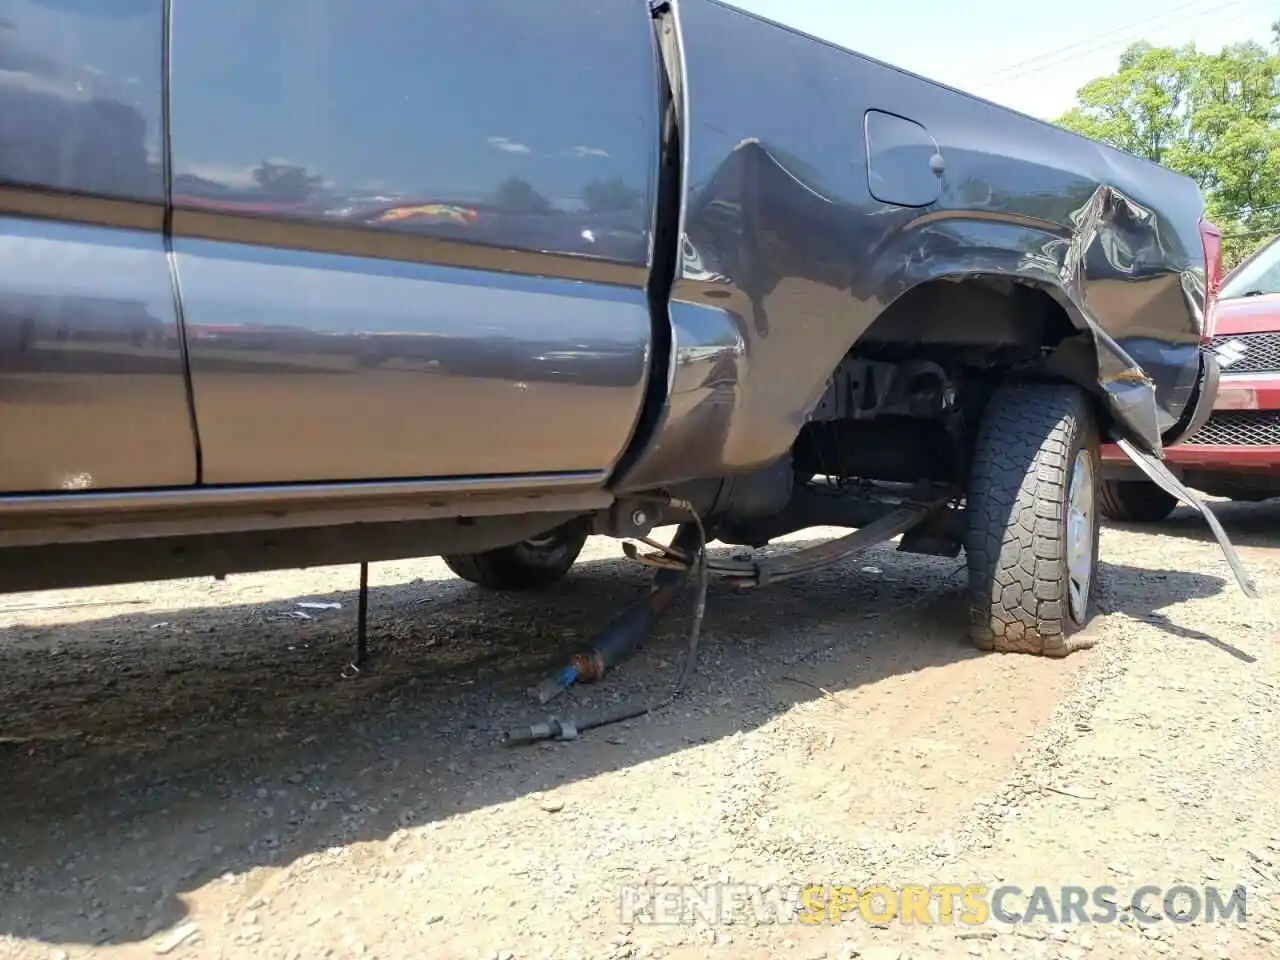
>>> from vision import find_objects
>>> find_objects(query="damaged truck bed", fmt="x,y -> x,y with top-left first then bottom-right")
0,0 -> 1256,718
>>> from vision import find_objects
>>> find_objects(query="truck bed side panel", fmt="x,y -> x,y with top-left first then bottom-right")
616,0 -> 1207,490
169,0 -> 663,486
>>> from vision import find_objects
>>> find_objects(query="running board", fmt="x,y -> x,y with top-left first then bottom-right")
1114,437 -> 1260,599
706,499 -> 943,587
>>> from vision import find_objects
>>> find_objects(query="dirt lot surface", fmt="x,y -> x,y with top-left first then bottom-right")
1,505 -> 1279,960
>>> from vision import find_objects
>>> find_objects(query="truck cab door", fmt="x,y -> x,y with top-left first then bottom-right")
0,0 -> 196,493
167,0 -> 665,486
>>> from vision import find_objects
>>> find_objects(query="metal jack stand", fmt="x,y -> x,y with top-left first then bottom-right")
341,561 -> 370,679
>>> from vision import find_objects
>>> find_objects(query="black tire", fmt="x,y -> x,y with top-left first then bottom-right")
1097,479 -> 1178,523
965,383 -> 1101,657
443,520 -> 589,591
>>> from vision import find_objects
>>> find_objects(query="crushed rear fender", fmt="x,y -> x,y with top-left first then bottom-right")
1050,183 -> 1212,457
615,0 -> 1209,491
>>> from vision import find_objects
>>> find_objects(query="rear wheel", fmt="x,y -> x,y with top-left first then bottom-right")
965,383 -> 1101,656
1098,479 -> 1178,523
443,520 -> 589,591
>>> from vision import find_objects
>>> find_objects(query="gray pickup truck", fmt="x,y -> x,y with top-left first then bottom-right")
0,0 -> 1250,670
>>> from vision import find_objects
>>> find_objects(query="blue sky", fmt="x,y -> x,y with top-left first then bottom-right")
725,0 -> 1278,119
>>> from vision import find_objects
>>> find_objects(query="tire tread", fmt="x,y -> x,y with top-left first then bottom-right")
443,523 -> 587,591
965,383 -> 1099,657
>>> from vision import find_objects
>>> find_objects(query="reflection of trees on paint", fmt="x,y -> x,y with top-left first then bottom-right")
0,17 -> 157,198
252,160 -> 325,201
491,176 -> 553,214
948,176 -> 1080,223
583,177 -> 642,213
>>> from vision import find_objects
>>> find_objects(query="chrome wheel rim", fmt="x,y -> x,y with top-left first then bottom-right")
1066,448 -> 1096,622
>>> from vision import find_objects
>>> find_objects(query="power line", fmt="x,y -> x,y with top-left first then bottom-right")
971,0 -> 1270,87
1221,203 -> 1280,216
976,0 -> 1234,82
974,0 -> 1265,84
977,13 -> 1267,91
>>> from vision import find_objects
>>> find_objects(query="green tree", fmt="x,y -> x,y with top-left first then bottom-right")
1055,40 -> 1280,268
1056,43 -> 1196,164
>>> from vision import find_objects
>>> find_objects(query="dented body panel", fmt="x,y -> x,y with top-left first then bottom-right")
613,0 -> 1209,491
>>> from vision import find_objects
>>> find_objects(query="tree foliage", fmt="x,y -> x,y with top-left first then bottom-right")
1055,39 -> 1280,268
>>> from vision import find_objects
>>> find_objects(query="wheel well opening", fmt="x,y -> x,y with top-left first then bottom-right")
794,275 -> 1113,491
844,275 -> 1111,430
857,276 -> 1077,351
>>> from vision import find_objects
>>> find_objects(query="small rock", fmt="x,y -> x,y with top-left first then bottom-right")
50,951 -> 69,960
541,798 -> 565,813
153,923 -> 200,955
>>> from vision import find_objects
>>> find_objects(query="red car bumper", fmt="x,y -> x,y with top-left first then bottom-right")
1101,373 -> 1280,471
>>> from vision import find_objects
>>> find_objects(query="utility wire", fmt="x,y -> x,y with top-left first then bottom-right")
976,0 -> 1243,81
971,0 -> 1270,87
1222,228 -> 1279,239
976,0 -> 1266,85
1224,203 -> 1280,216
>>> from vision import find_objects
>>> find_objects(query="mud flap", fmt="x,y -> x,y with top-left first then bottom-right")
1113,437 -> 1260,599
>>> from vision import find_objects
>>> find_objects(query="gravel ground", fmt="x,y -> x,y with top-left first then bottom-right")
0,503 -> 1278,960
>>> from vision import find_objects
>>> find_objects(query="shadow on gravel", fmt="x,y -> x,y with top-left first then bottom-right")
0,541 -> 1230,947
1104,497 -> 1280,550
1099,556 -> 1249,661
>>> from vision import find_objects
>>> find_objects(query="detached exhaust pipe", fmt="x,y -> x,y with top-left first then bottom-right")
533,522 -> 703,704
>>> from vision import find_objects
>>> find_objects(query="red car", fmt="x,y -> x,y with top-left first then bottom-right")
1100,233 -> 1280,521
